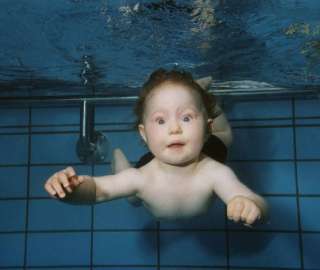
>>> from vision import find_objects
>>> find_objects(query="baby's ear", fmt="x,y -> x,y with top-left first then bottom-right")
138,124 -> 147,143
196,76 -> 213,90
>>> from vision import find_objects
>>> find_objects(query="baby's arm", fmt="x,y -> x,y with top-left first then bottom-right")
209,163 -> 268,225
44,166 -> 142,204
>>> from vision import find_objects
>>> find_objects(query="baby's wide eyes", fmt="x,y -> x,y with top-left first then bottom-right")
156,118 -> 165,125
182,115 -> 192,122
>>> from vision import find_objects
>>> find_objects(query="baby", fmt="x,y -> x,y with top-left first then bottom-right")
44,68 -> 267,225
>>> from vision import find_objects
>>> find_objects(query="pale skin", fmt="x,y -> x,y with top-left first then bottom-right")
44,81 -> 267,225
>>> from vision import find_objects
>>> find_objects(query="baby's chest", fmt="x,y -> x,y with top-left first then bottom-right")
140,180 -> 214,219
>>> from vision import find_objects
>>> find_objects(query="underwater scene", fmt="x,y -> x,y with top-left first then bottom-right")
1,1 -> 320,270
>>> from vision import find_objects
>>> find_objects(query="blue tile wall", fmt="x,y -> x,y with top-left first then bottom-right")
28,269 -> 87,270
93,231 -> 157,265
31,133 -> 79,164
28,199 -> 92,231
0,108 -> 29,126
0,167 -> 28,198
303,233 -> 320,269
31,106 -> 80,125
0,200 -> 26,231
0,97 -> 319,269
163,268 -> 224,270
296,127 -> 320,159
229,232 -> 301,268
95,104 -> 135,123
0,233 -> 25,267
228,100 -> 292,119
297,161 -> 320,194
26,232 -> 91,266
0,134 -> 29,164
160,231 -> 226,266
229,161 -> 296,194
300,197 -> 320,231
230,127 -> 294,160
295,99 -> 320,117
95,268 -> 156,270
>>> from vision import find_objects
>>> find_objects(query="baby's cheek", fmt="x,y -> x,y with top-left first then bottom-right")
145,125 -> 159,138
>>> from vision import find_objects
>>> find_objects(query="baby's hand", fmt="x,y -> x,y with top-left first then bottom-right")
227,196 -> 261,226
44,167 -> 88,199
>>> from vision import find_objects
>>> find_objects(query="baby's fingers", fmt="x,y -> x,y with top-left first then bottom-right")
50,175 -> 67,198
227,202 -> 234,220
57,171 -> 73,193
240,203 -> 252,223
233,201 -> 245,222
64,166 -> 76,178
245,207 -> 261,225
44,180 -> 58,197
228,200 -> 244,222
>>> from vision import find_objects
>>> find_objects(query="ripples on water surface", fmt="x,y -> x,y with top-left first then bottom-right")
0,0 -> 319,97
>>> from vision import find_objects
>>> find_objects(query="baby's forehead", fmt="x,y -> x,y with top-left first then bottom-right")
147,82 -> 201,102
144,83 -> 204,114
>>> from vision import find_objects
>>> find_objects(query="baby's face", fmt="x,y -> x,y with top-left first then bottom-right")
139,82 -> 207,166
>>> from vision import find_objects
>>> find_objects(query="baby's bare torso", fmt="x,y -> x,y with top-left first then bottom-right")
136,157 -> 217,219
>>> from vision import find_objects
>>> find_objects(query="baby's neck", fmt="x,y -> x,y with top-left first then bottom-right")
153,155 -> 204,177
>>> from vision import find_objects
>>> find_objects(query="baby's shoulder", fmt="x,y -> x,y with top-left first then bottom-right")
199,156 -> 234,177
130,164 -> 155,182
200,156 -> 227,170
136,159 -> 160,175
115,167 -> 145,182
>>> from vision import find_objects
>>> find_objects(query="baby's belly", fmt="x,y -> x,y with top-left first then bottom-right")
142,194 -> 216,220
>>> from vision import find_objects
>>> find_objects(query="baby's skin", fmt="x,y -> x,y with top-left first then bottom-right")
116,149 -> 265,223
45,155 -> 265,225
44,81 -> 267,225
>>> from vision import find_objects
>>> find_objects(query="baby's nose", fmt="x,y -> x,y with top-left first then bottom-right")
169,120 -> 182,134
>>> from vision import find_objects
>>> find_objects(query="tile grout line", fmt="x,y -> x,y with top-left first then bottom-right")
23,106 -> 32,269
225,206 -> 230,270
292,98 -> 305,269
90,164 -> 95,270
157,221 -> 161,270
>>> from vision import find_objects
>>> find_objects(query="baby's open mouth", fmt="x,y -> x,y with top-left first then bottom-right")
168,142 -> 185,148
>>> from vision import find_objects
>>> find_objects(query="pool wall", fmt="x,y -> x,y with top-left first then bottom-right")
0,97 -> 319,269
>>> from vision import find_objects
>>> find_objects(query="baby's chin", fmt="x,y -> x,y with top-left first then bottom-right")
158,155 -> 200,167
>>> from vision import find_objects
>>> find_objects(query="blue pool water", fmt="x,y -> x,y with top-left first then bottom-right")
0,0 -> 319,97
0,1 -> 320,269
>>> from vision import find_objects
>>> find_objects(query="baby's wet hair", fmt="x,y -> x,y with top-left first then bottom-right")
134,68 -> 217,129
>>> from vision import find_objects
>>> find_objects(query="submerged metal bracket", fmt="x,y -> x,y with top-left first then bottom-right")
76,100 -> 109,163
